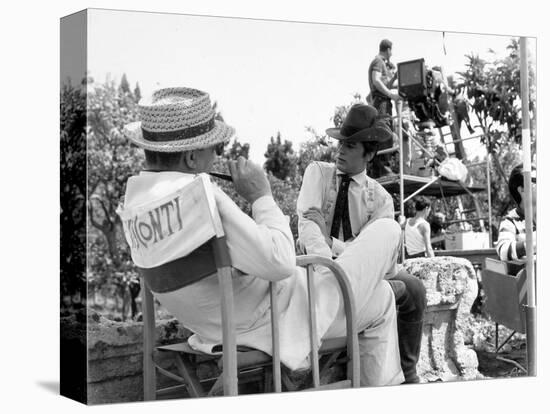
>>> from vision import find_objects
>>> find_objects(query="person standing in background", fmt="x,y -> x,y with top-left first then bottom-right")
368,39 -> 400,120
367,39 -> 401,177
404,196 -> 435,259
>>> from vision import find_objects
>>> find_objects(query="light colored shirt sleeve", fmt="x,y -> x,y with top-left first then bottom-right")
496,218 -> 519,261
296,163 -> 333,258
213,187 -> 296,281
369,184 -> 395,222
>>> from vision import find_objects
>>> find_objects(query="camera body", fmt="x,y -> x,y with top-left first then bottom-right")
397,58 -> 448,128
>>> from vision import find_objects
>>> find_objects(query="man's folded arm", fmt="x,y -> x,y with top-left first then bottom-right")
296,163 -> 333,258
214,187 -> 296,281
368,187 -> 395,222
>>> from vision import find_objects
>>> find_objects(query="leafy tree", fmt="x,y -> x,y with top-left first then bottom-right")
296,128 -> 337,178
134,82 -> 142,102
466,142 -> 522,238
211,138 -> 301,242
119,73 -> 131,94
87,77 -> 144,320
455,38 -> 536,224
60,82 -> 87,308
456,39 -> 536,184
264,132 -> 298,181
269,173 -> 300,242
227,138 -> 250,159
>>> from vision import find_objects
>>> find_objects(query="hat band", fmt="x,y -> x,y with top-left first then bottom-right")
340,125 -> 362,137
142,117 -> 216,142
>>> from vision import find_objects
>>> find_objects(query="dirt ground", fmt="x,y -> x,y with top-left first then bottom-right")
475,341 -> 528,379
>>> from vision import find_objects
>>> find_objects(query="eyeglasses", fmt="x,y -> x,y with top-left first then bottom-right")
215,142 -> 225,156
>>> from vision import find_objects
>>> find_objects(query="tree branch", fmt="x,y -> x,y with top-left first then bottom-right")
88,202 -> 108,233
89,195 -> 113,233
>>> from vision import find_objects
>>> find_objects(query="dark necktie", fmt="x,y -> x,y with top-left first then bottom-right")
330,174 -> 353,241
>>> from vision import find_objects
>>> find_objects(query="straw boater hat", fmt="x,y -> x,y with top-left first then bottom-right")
326,103 -> 393,146
123,87 -> 235,152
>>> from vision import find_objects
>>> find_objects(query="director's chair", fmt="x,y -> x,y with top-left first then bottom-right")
134,175 -> 360,398
481,258 -> 527,373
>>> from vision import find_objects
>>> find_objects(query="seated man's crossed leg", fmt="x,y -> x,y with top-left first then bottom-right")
323,218 -> 404,386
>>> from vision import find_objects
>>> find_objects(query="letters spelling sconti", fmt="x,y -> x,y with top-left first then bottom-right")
124,195 -> 182,250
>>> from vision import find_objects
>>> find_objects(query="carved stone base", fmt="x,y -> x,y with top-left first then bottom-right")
403,256 -> 484,382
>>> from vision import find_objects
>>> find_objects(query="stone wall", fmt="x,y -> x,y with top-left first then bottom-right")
59,311 -> 191,404
66,255 -> 483,404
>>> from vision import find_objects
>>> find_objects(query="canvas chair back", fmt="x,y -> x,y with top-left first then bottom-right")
118,175 -> 238,396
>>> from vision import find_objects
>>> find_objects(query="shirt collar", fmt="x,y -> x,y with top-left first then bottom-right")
337,168 -> 367,186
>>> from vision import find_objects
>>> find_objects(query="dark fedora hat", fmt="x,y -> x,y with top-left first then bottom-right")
325,103 -> 393,144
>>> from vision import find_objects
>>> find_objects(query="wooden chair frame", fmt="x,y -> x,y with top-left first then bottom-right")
141,253 -> 360,399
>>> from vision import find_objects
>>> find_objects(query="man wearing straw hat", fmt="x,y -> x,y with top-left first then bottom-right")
297,103 -> 426,383
118,87 -> 404,386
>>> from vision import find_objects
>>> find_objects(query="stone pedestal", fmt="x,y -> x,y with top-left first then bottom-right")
402,256 -> 483,382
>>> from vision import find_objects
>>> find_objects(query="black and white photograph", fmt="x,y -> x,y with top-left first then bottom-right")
60,5 -> 540,403
3,1 -> 549,413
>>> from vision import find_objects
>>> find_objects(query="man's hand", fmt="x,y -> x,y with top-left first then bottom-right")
303,207 -> 332,246
227,156 -> 271,204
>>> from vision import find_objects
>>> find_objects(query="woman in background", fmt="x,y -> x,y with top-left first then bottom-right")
404,196 -> 435,259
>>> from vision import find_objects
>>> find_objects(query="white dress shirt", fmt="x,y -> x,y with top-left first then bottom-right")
297,161 -> 395,258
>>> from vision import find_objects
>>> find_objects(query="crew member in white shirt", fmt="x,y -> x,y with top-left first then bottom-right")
496,164 -> 537,261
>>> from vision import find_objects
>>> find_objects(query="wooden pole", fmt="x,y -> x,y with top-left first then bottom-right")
519,36 -> 536,376
486,154 -> 493,243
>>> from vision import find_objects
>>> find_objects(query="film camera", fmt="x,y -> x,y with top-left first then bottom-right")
397,58 -> 448,128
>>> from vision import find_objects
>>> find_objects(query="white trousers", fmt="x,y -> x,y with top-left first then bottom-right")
323,218 -> 404,386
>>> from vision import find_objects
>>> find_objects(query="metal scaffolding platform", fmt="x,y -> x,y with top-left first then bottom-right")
377,174 -> 485,199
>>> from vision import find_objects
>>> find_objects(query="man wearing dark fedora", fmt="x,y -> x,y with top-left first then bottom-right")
297,103 -> 426,383
118,87 -> 404,386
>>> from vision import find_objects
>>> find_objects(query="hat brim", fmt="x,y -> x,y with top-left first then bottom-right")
326,125 -> 393,144
123,120 -> 234,152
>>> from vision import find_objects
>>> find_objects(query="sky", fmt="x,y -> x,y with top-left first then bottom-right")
82,9 -> 535,163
